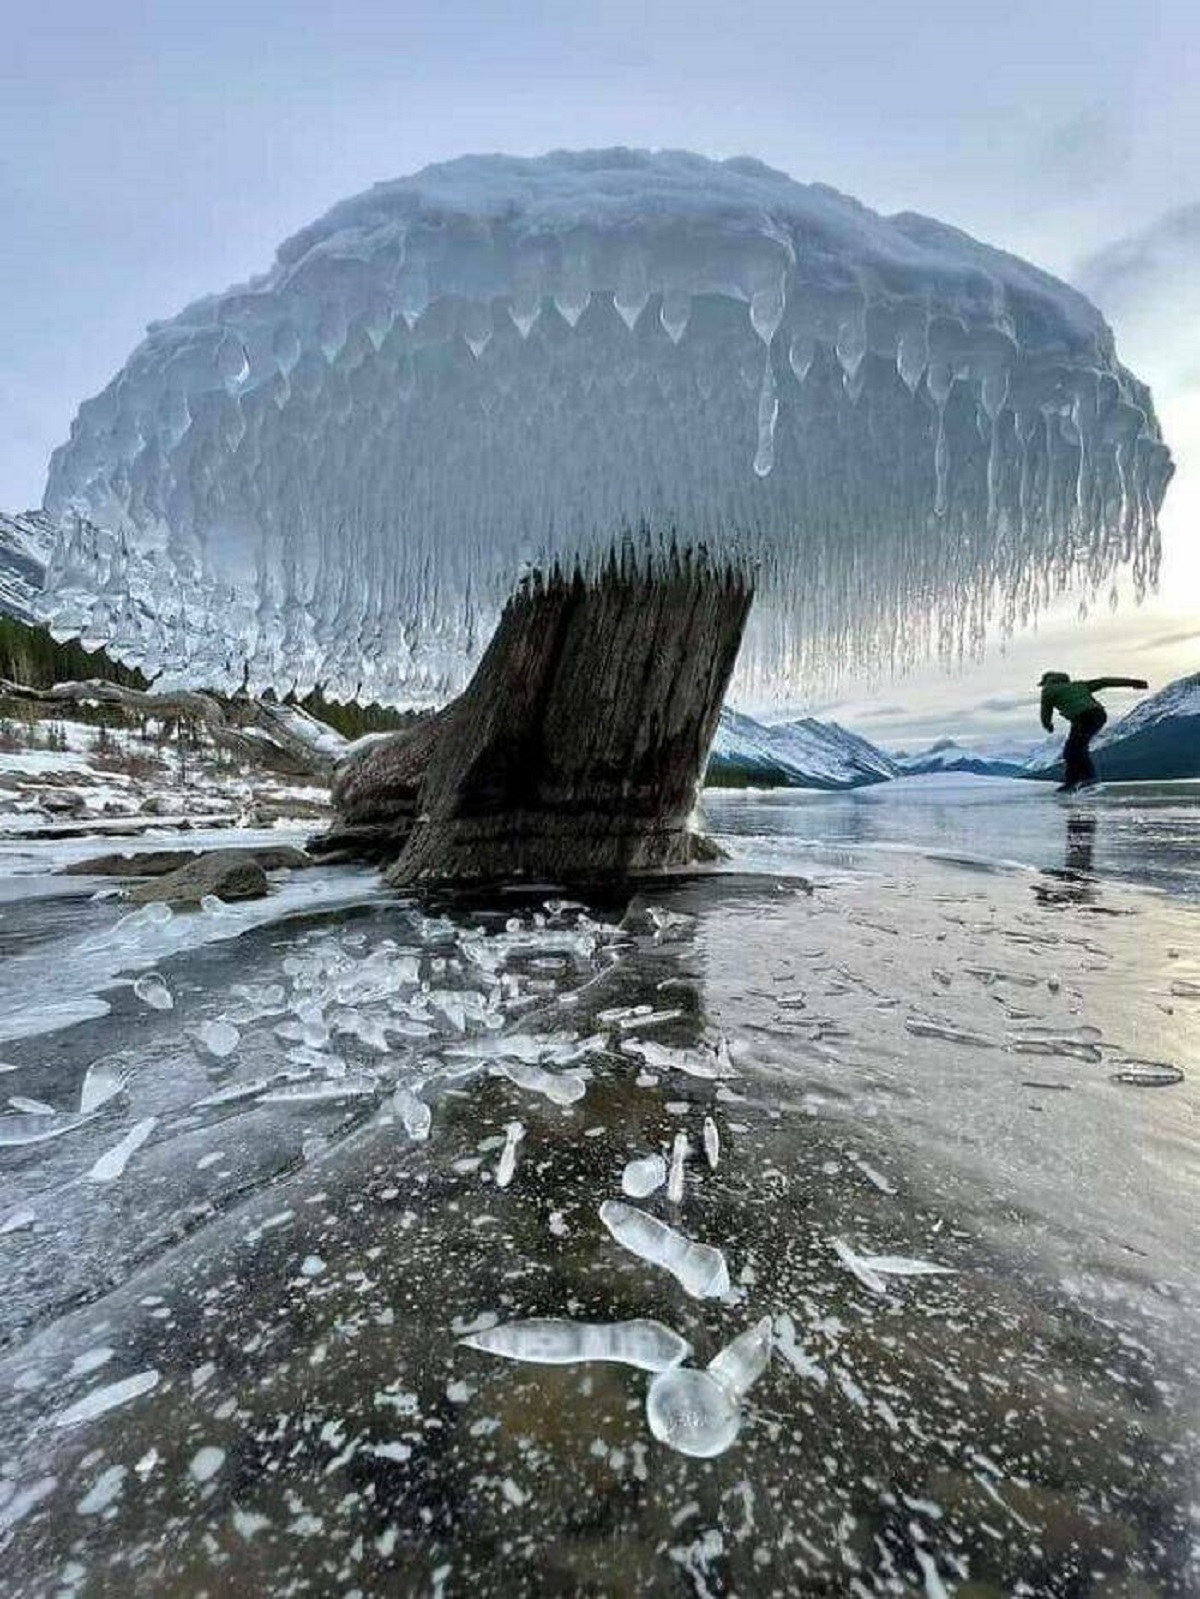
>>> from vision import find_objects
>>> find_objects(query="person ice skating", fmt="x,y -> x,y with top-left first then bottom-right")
1039,671 -> 1148,792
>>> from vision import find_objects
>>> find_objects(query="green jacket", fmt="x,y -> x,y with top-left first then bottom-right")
1040,675 -> 1147,731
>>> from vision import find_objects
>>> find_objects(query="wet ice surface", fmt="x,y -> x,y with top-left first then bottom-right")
0,781 -> 1198,1594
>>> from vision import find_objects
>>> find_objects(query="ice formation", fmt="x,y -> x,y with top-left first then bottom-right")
460,1317 -> 691,1372
40,150 -> 1171,705
496,1120 -> 525,1188
645,1317 -> 773,1458
621,1152 -> 667,1199
667,1131 -> 688,1203
832,1238 -> 955,1295
133,973 -> 173,1012
702,1115 -> 720,1169
87,1117 -> 157,1183
598,1200 -> 730,1298
53,1369 -> 160,1429
196,1019 -> 240,1059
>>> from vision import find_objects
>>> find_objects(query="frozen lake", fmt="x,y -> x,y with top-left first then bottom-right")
1,778 -> 1197,1595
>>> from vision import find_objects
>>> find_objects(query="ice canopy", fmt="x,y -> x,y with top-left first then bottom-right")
42,149 -> 1172,706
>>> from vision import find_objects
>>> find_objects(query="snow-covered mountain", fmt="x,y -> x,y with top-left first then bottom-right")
1028,672 -> 1200,782
0,510 -> 53,624
707,708 -> 897,789
894,735 -> 1050,778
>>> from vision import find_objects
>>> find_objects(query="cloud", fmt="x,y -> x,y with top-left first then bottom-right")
849,702 -> 910,721
1077,201 -> 1200,310
1137,627 -> 1200,653
975,693 -> 1032,713
1075,203 -> 1200,397
1036,108 -> 1130,196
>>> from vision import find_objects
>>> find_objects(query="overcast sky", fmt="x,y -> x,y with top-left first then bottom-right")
2,0 -> 1197,744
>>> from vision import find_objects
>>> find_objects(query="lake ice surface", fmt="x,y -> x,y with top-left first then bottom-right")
0,776 -> 1197,1593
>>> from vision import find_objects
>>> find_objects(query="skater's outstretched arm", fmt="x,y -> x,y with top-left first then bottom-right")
1084,677 -> 1149,692
1040,688 -> 1056,733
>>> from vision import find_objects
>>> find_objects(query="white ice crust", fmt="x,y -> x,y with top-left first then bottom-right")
41,149 -> 1172,705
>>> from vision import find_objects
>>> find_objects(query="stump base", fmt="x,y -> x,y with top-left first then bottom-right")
315,557 -> 752,886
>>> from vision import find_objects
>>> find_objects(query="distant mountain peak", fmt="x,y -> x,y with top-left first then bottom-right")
707,708 -> 896,790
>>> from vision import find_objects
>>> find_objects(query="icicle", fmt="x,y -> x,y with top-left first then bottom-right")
750,283 -> 785,345
460,302 -> 493,359
39,150 -> 1168,708
659,291 -> 690,344
215,334 -> 250,391
614,249 -> 650,330
834,307 -> 867,382
753,354 -> 779,477
788,334 -> 815,384
461,1317 -> 690,1372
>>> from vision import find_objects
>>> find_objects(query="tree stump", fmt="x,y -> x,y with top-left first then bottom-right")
316,553 -> 752,885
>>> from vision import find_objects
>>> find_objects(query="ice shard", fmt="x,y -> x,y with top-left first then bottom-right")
645,1316 -> 773,1458
598,1200 -> 730,1298
40,149 -> 1169,707
621,1152 -> 667,1199
833,1238 -> 955,1295
491,1059 -> 588,1107
667,1132 -> 688,1204
87,1117 -> 157,1183
496,1121 -> 525,1189
702,1116 -> 720,1170
460,1317 -> 691,1372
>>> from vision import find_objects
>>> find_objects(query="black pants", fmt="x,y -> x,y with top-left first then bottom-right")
1062,706 -> 1107,787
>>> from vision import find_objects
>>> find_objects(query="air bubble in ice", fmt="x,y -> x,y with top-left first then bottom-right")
833,1238 -> 954,1295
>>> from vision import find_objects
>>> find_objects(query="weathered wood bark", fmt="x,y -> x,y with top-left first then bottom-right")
316,555 -> 753,885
